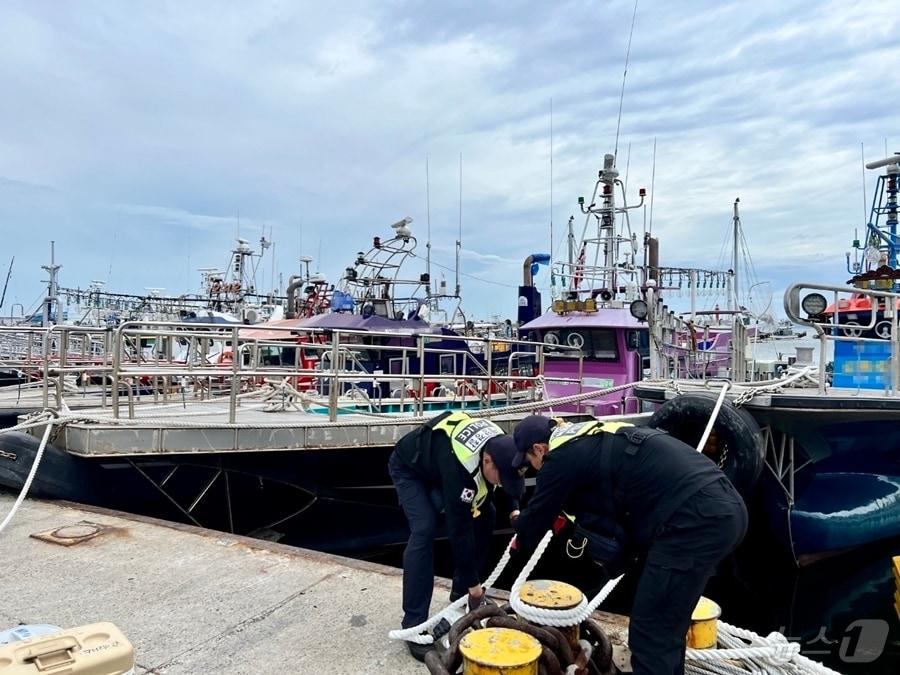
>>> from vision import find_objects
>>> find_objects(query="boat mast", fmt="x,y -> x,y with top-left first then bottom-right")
601,154 -> 618,291
425,156 -> 432,300
732,198 -> 741,312
455,153 -> 462,298
42,241 -> 60,326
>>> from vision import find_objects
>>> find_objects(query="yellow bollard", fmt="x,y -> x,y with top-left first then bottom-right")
893,556 -> 900,621
520,579 -> 583,650
686,596 -> 721,649
459,627 -> 542,675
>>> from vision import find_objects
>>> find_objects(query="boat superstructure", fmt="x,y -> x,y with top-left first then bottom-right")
518,153 -> 752,414
632,157 -> 900,563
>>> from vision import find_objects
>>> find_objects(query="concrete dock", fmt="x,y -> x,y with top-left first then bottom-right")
0,495 -> 453,673
0,494 -> 631,673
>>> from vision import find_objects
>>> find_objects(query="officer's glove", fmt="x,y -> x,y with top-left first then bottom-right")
467,588 -> 487,613
552,514 -> 569,535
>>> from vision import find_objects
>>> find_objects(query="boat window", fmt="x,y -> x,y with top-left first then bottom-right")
589,329 -> 619,361
439,354 -> 456,375
626,330 -> 649,353
373,300 -> 389,318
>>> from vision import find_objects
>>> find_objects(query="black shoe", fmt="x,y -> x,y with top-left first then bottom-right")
407,639 -> 435,663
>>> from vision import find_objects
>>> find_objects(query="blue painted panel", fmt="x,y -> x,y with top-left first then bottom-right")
832,339 -> 892,389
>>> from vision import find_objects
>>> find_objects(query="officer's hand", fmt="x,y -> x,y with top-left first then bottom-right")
467,586 -> 486,613
509,509 -> 521,527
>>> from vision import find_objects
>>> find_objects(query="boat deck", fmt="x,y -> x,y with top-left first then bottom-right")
635,380 -> 900,411
0,495 -> 630,674
27,397 -> 633,457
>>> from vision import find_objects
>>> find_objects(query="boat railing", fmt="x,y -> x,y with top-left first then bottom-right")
785,281 -> 900,394
10,321 -> 583,422
0,325 -> 115,408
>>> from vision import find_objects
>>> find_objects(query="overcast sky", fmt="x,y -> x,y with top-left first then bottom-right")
1,0 -> 897,319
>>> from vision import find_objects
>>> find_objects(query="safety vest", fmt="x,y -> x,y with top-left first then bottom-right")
548,419 -> 635,527
548,419 -> 633,452
433,412 -> 504,517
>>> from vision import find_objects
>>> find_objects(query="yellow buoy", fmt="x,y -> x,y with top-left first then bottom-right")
459,627 -> 542,675
520,579 -> 583,649
686,596 -> 722,649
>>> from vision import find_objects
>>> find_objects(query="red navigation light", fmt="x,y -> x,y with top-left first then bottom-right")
602,185 -> 612,195
373,236 -> 381,248
639,187 -> 647,197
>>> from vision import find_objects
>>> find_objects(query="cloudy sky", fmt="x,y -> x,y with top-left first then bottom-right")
1,0 -> 897,320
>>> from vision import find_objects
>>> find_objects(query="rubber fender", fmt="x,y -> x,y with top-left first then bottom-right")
648,392 -> 764,496
0,431 -> 97,501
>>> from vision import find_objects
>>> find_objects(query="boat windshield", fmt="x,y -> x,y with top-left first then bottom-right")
542,328 -> 620,362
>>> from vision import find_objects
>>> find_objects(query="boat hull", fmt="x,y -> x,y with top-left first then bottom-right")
636,383 -> 900,563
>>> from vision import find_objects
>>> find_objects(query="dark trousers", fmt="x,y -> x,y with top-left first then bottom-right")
388,451 -> 495,628
629,477 -> 748,675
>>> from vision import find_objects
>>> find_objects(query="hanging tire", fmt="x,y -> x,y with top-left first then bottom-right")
648,392 -> 765,496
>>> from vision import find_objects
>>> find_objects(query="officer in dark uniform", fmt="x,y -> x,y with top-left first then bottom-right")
389,411 -> 524,662
511,415 -> 747,675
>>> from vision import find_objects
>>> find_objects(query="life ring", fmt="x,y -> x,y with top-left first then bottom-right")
648,392 -> 765,497
841,321 -> 862,338
544,332 -> 559,346
875,320 -> 892,339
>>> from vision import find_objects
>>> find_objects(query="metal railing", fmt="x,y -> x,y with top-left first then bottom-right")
785,281 -> 900,395
1,321 -> 583,423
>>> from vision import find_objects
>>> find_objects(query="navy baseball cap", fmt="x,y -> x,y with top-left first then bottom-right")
484,435 -> 525,499
512,415 -> 557,467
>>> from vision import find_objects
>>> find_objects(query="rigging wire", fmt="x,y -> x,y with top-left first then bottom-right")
406,250 -> 517,289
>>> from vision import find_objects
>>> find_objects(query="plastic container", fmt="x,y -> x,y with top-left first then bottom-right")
0,622 -> 134,674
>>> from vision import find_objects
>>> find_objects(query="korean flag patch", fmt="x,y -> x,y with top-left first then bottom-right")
460,488 -> 475,503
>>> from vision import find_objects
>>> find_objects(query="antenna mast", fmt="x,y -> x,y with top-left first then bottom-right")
426,156 -> 432,298
861,142 -> 868,226
614,0 -> 639,160
732,198 -> 741,312
456,153 -> 462,298
0,256 -> 13,310
550,98 -> 554,269
648,137 -> 657,235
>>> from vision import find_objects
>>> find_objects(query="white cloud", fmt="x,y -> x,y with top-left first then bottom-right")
1,0 -> 899,317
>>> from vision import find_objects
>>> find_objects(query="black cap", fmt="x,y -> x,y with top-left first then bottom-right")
484,435 -> 524,499
512,415 -> 556,468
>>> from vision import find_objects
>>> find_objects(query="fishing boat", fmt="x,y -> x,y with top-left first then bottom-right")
634,154 -> 900,564
517,153 -> 751,415
248,218 -> 540,414
0,217 -> 570,552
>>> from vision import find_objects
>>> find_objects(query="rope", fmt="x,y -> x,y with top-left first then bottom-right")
509,530 -> 623,627
696,383 -> 730,451
0,416 -> 55,535
388,537 -> 515,644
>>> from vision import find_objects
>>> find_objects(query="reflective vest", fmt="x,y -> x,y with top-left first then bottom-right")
548,419 -> 634,452
433,412 -> 504,517
549,419 -> 635,528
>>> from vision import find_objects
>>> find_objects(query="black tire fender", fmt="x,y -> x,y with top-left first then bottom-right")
648,392 -> 764,496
